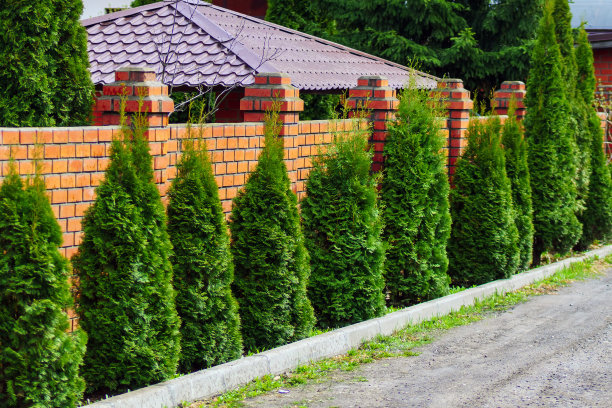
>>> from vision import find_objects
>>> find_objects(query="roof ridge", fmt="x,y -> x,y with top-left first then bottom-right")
172,1 -> 278,74
196,1 -> 440,82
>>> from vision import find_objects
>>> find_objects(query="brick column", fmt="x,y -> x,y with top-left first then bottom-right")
346,76 -> 399,172
434,78 -> 473,178
240,72 -> 304,186
492,81 -> 526,119
93,66 -> 174,128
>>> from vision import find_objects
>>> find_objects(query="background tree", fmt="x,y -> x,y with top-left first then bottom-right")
523,4 -> 581,263
380,85 -> 451,306
502,102 -> 534,270
0,0 -> 93,126
574,27 -> 612,248
167,134 -> 242,372
301,120 -> 385,328
0,163 -> 86,407
448,118 -> 519,286
230,105 -> 315,352
73,108 -> 180,394
267,0 -> 543,100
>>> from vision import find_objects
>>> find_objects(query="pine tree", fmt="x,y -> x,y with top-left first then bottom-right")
575,28 -> 612,248
448,118 -> 519,286
230,106 -> 315,352
0,0 -> 93,126
0,163 -> 86,407
301,121 -> 385,328
524,4 -> 581,263
72,108 -> 180,394
167,133 -> 243,373
502,103 -> 534,270
380,85 -> 451,306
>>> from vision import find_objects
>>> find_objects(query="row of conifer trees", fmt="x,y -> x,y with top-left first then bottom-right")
1,3 -> 611,406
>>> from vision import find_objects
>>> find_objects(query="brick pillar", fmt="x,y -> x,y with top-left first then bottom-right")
240,72 -> 304,187
346,76 -> 399,173
434,78 -> 473,178
492,81 -> 526,119
93,66 -> 174,128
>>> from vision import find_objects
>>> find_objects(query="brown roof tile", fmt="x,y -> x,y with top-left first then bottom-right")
83,0 -> 439,91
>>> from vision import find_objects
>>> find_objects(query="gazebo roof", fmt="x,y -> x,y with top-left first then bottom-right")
82,0 -> 439,91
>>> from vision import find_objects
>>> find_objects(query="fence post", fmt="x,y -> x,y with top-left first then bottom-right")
346,76 -> 399,173
92,67 -> 174,194
434,78 -> 473,179
240,72 -> 304,184
492,81 -> 526,119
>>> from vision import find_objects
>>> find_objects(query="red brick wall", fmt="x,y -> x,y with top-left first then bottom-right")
594,48 -> 612,86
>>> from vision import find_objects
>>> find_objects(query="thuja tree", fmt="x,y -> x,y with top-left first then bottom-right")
0,0 -> 93,126
230,106 -> 315,352
380,86 -> 451,306
502,103 -> 534,270
73,111 -> 180,394
301,121 -> 385,328
523,5 -> 581,263
0,164 -> 86,407
575,28 -> 612,248
167,134 -> 243,372
553,0 -> 590,217
448,118 -> 519,286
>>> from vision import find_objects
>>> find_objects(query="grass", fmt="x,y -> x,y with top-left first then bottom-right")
191,255 -> 610,408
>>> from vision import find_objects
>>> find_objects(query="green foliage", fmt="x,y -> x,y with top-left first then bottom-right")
300,120 -> 385,328
230,104 -> 315,352
0,164 -> 86,407
167,133 -> 243,373
380,85 -> 451,306
574,28 -> 612,248
523,5 -> 581,263
448,118 -> 519,286
300,93 -> 342,121
502,103 -> 534,270
73,107 -> 181,394
267,0 -> 543,99
0,0 -> 94,126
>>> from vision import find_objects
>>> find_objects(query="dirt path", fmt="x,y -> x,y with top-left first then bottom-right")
243,268 -> 612,408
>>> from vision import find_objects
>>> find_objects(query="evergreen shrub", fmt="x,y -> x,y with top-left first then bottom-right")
448,118 -> 519,286
230,104 -> 315,352
73,104 -> 181,394
524,5 -> 581,263
0,163 -> 86,407
575,28 -> 612,248
301,118 -> 385,328
380,85 -> 451,306
167,130 -> 243,373
502,103 -> 534,270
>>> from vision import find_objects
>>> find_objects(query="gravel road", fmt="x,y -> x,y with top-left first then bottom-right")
243,268 -> 612,408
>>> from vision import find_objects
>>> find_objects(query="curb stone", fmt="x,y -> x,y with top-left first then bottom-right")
82,245 -> 612,408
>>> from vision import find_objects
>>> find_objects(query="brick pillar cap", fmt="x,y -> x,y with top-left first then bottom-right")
440,78 -> 463,84
117,66 -> 154,72
256,72 -> 290,77
501,80 -> 525,85
358,75 -> 389,80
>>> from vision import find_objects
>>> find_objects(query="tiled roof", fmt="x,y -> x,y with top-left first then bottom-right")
83,0 -> 439,91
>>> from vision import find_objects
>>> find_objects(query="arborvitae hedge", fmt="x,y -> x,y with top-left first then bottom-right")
73,111 -> 180,394
575,28 -> 612,248
524,5 -> 581,263
230,106 -> 315,352
0,164 -> 86,407
380,86 -> 451,306
301,121 -> 385,328
448,118 -> 519,286
167,134 -> 242,372
502,103 -> 534,270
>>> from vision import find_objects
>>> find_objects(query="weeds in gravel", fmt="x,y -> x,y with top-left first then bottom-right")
192,256 -> 609,408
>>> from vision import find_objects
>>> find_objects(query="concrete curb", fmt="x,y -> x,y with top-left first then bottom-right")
83,245 -> 612,408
